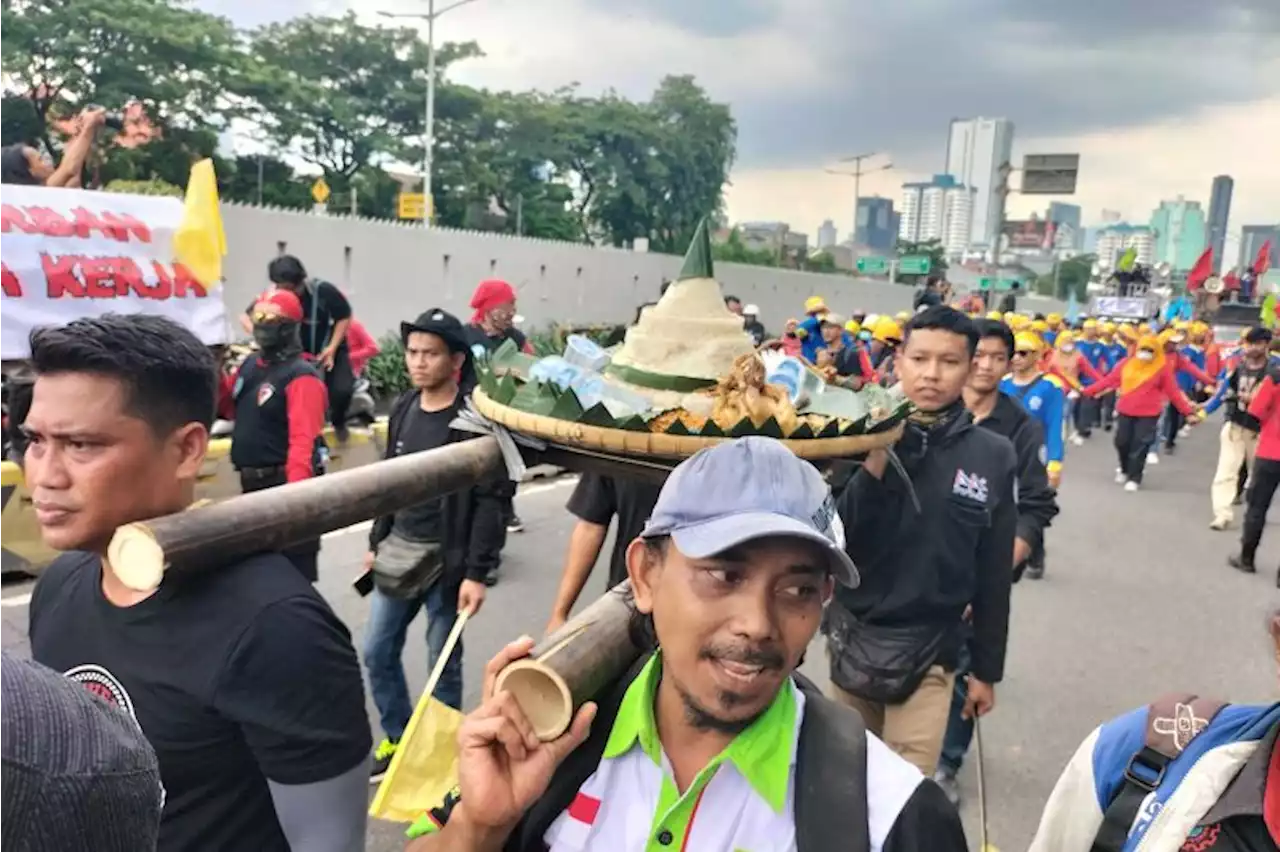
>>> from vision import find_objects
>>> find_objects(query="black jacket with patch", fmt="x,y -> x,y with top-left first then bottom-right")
834,409 -> 1018,684
978,392 -> 1059,556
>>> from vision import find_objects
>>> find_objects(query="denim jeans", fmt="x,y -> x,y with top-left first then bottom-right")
938,643 -> 973,776
363,583 -> 463,742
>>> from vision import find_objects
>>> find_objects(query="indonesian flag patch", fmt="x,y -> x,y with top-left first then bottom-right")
559,793 -> 601,846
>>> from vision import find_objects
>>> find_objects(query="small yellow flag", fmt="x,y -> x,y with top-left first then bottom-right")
369,609 -> 471,823
1116,246 -> 1137,273
173,159 -> 226,288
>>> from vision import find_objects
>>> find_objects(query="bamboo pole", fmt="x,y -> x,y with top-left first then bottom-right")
494,581 -> 645,741
108,436 -> 504,591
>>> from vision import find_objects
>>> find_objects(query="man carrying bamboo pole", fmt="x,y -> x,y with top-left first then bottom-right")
21,315 -> 372,852
406,437 -> 965,851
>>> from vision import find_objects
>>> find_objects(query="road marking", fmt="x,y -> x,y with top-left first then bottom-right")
1,592 -> 32,608
518,476 -> 578,499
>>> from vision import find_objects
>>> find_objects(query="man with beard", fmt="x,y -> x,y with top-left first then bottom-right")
24,315 -> 371,852
1206,327 -> 1275,530
225,289 -> 328,582
467,278 -> 532,543
406,437 -> 966,850
361,309 -> 503,780
935,318 -> 1059,805
827,306 -> 1017,777
263,255 -> 356,441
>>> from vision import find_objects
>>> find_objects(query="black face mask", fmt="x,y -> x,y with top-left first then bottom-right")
253,320 -> 302,361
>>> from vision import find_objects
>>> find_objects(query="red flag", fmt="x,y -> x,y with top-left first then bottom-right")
1224,270 -> 1241,291
1186,247 -> 1213,290
1255,240 -> 1273,277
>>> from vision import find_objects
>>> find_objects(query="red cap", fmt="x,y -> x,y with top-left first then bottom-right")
256,289 -> 304,322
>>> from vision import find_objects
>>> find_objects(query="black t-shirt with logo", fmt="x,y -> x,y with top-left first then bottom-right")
28,551 -> 371,852
391,403 -> 457,541
565,473 -> 663,587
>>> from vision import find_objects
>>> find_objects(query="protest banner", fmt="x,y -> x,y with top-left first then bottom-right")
1,185 -> 229,360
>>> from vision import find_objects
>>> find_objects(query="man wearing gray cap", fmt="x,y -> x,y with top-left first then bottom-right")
406,436 -> 965,851
2,651 -> 163,850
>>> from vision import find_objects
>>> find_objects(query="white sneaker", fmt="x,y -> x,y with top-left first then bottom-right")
1124,480 -> 1140,492
1179,426 -> 1192,438
1147,452 -> 1160,465
1115,470 -> 1127,484
1209,517 -> 1231,531
1071,434 -> 1085,447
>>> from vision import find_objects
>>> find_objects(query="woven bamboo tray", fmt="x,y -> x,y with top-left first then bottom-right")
473,389 -> 904,460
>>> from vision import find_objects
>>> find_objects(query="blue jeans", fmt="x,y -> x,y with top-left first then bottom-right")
938,643 -> 972,776
363,584 -> 463,742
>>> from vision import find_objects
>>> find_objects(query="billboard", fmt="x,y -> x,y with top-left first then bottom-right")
1002,218 -> 1057,251
1022,153 -> 1080,194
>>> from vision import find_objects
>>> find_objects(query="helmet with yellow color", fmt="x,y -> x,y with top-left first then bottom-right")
844,319 -> 862,335
1055,330 -> 1077,349
1101,321 -> 1117,335
1014,331 -> 1045,353
1046,312 -> 1063,328
1031,319 -> 1049,334
894,310 -> 911,324
986,310 -> 1003,321
1082,319 -> 1098,330
1008,314 -> 1030,331
873,316 -> 903,345
804,296 -> 827,314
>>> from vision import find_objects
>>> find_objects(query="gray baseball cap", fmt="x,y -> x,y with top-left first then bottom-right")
641,436 -> 859,587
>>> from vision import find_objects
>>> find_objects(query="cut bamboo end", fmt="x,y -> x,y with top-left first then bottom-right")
107,524 -> 166,592
494,659 -> 573,742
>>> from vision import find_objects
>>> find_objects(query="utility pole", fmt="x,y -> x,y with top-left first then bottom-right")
379,0 -> 481,228
826,153 -> 892,245
990,160 -> 1013,269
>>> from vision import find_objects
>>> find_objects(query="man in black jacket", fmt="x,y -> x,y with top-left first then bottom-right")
936,318 -> 1059,804
827,306 -> 1017,777
359,308 -> 505,780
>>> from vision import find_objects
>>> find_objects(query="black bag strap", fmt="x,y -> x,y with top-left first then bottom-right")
794,675 -> 870,852
1090,693 -> 1227,852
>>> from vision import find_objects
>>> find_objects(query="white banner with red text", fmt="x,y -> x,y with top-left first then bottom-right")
1,185 -> 229,360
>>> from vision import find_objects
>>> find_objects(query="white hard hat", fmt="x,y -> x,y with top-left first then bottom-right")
743,303 -> 760,315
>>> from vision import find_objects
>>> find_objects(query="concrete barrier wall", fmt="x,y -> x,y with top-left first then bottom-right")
219,203 -> 1064,340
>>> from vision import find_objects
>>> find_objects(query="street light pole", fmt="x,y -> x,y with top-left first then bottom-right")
826,153 -> 892,245
380,0 -> 480,228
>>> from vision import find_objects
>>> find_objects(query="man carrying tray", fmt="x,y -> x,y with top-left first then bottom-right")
406,437 -> 965,851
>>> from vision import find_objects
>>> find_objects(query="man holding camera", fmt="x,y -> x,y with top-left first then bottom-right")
1,107 -> 106,188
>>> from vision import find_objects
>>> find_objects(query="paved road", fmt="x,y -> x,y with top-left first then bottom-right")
3,423 -> 1277,851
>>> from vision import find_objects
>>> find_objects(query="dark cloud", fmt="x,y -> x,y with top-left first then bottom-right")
615,0 -> 1280,170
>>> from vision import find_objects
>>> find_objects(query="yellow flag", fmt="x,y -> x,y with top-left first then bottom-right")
1116,246 -> 1137,272
370,609 -> 470,823
173,158 -> 226,287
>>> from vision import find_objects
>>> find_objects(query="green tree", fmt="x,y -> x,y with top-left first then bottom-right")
712,229 -> 779,267
895,238 -> 949,284
1039,253 -> 1097,301
220,155 -> 315,209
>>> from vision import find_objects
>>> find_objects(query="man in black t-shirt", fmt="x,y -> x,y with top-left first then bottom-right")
264,255 -> 356,440
545,472 -> 663,634
22,314 -> 370,852
361,308 -> 503,780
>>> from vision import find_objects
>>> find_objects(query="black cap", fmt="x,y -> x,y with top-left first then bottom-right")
401,308 -> 470,354
1244,326 -> 1273,344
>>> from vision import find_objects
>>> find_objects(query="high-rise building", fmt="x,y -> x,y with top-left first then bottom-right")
1239,225 -> 1280,273
854,197 -> 896,253
899,175 -> 975,258
1207,175 -> 1233,274
944,116 -> 1014,250
1095,224 -> 1155,269
1150,196 -> 1207,272
817,219 -> 838,250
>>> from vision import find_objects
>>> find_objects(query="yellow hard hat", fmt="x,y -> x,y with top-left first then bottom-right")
1046,312 -> 1063,326
804,296 -> 827,314
1055,330 -> 1076,349
844,319 -> 862,335
1119,324 -> 1140,341
1014,332 -> 1044,353
1082,319 -> 1098,330
986,310 -> 1003,320
1101,321 -> 1117,334
873,316 -> 903,344
1173,319 -> 1190,331
1031,319 -> 1049,334
1190,320 -> 1209,336
1009,314 -> 1029,331
894,310 -> 911,324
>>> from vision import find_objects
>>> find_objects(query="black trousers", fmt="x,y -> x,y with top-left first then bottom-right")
324,346 -> 355,429
1101,393 -> 1116,428
1115,415 -> 1160,484
1163,403 -> 1185,449
239,468 -> 320,582
1074,396 -> 1097,437
1241,457 -> 1280,562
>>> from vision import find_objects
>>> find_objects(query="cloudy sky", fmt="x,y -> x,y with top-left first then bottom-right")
202,0 -> 1279,256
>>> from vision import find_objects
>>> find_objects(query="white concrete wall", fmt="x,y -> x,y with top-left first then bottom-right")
220,203 -> 1063,340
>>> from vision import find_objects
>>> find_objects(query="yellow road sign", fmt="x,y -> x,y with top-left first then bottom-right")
398,192 -> 431,220
311,177 -> 331,204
